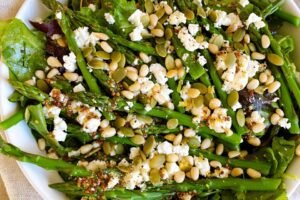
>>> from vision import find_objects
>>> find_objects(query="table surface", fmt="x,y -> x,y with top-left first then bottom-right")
0,0 -> 299,199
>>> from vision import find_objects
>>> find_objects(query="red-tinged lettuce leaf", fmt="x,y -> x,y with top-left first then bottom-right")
0,19 -> 46,81
30,20 -> 69,62
46,39 -> 69,62
30,20 -> 62,37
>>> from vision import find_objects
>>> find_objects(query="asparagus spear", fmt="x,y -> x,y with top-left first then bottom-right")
269,66 -> 300,133
71,11 -> 158,56
9,80 -> 49,102
56,9 -> 101,93
172,36 -> 211,85
69,92 -> 242,148
0,136 -> 91,177
50,178 -> 281,198
26,104 -> 69,156
190,149 -> 271,175
202,50 -> 248,135
262,26 -> 300,107
0,109 -> 24,131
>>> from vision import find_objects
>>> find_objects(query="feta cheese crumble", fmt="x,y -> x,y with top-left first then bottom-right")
216,51 -> 262,93
74,27 -> 99,49
188,24 -> 199,36
197,53 -> 207,66
56,12 -> 62,20
278,118 -> 291,129
239,0 -> 249,7
168,11 -> 187,26
53,117 -> 68,142
63,52 -> 77,72
157,141 -> 189,157
149,63 -> 168,84
178,27 -> 207,52
104,13 -> 115,24
245,13 -> 265,29
208,108 -> 232,133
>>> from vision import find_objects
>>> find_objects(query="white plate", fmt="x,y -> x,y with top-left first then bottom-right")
0,0 -> 299,199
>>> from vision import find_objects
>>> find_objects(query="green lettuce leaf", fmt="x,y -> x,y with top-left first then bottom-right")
0,19 -> 46,81
77,0 -> 136,37
272,137 -> 296,177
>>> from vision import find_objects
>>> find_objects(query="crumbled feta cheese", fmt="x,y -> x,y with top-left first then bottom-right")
173,144 -> 189,157
157,141 -> 173,154
107,176 -> 119,189
53,117 -> 67,142
123,170 -> 144,190
129,24 -> 144,41
56,12 -> 62,20
168,11 -> 186,26
104,13 -> 115,24
194,157 -> 210,177
138,77 -> 155,94
63,52 -> 77,72
197,53 -> 207,66
182,53 -> 189,61
83,118 -> 101,133
239,0 -> 249,7
157,141 -> 189,157
128,9 -> 145,26
165,162 -> 180,176
231,101 -> 242,111
208,108 -> 232,133
76,106 -> 101,133
154,85 -> 173,105
129,147 -> 140,160
74,27 -> 99,49
278,118 -> 291,129
188,24 -> 199,36
245,13 -> 265,29
88,4 -> 96,11
213,10 -> 232,27
216,51 -> 262,93
149,63 -> 168,84
178,27 -> 206,52
73,84 -> 86,93
44,105 -> 61,118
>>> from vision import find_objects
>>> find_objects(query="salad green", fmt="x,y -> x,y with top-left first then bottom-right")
0,0 -> 300,199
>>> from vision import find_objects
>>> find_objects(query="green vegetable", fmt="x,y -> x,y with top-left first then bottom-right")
0,109 -> 24,131
9,80 -> 49,102
271,137 -> 296,177
0,136 -> 90,177
190,149 -> 271,175
0,19 -> 46,81
26,104 -> 68,156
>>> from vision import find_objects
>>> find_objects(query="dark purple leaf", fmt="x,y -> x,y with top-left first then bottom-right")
30,20 -> 62,37
239,89 -> 277,111
46,39 -> 69,62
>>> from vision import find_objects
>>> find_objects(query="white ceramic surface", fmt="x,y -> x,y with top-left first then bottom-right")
0,0 -> 299,199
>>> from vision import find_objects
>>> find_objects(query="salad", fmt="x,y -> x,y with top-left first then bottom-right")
0,0 -> 300,199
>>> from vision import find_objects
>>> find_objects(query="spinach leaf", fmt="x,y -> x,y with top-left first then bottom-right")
272,137 -> 296,178
0,19 -> 46,81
